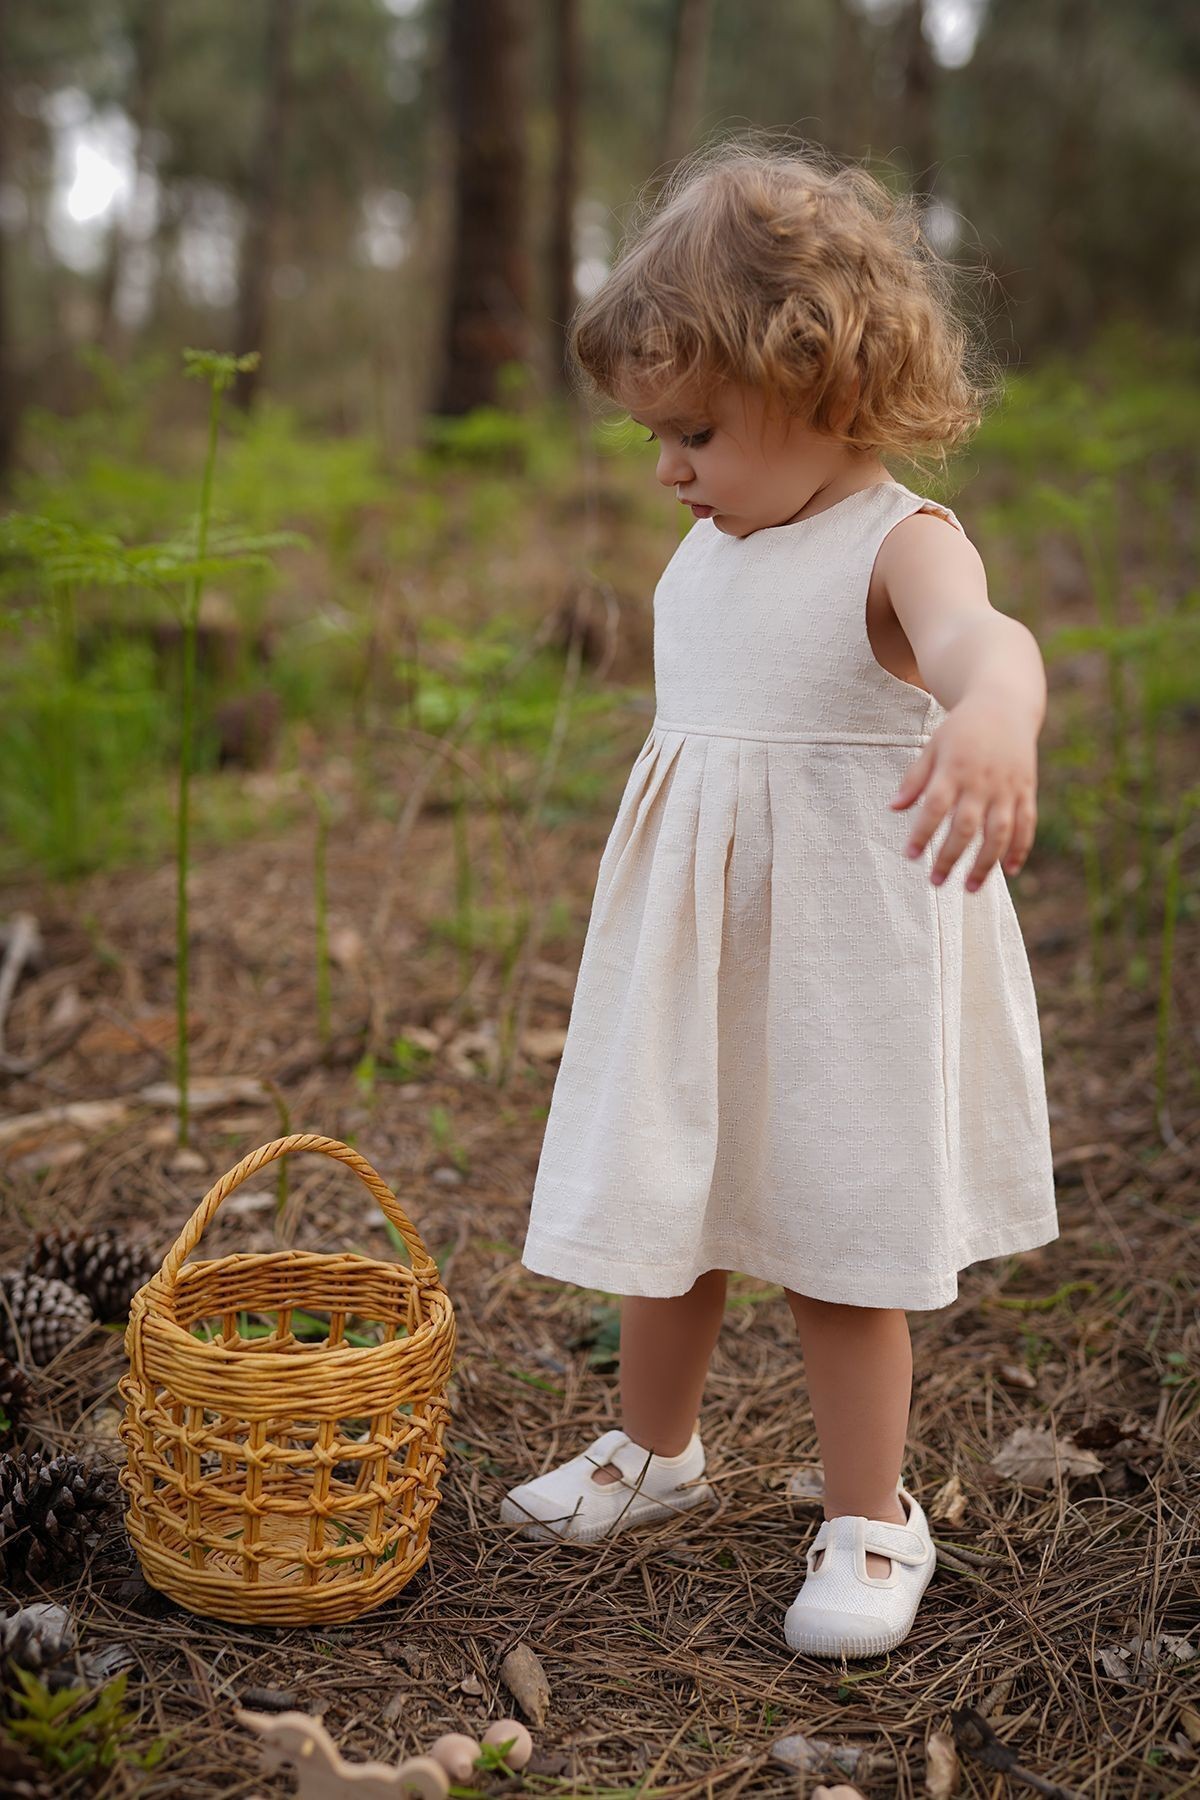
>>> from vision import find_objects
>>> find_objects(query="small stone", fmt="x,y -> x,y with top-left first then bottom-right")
168,1147 -> 208,1174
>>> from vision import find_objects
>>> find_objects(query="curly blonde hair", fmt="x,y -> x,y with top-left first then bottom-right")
568,135 -> 999,475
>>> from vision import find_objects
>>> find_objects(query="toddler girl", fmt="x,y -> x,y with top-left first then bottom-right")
501,139 -> 1059,1659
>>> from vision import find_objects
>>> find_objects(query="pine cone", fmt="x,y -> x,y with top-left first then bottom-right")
0,1450 -> 115,1587
0,1358 -> 35,1448
23,1227 -> 157,1325
0,1274 -> 93,1368
0,1602 -> 76,1674
0,1736 -> 54,1800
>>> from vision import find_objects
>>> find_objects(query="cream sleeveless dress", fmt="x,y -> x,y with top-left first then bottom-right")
519,481 -> 1060,1309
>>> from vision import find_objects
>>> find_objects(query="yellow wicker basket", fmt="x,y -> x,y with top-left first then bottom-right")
117,1133 -> 456,1626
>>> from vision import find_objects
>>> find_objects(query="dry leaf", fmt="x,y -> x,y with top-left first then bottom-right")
381,1689 -> 407,1726
44,984 -> 84,1031
329,926 -> 363,971
1178,1704 -> 1200,1747
531,959 -> 575,992
785,1465 -> 826,1502
499,1642 -> 550,1726
76,1406 -> 125,1454
11,1139 -> 88,1175
458,1672 -> 483,1696
996,1362 -> 1037,1389
1126,1631 -> 1196,1666
0,1099 -> 129,1151
140,1076 -> 269,1111
519,1027 -> 569,1060
990,1425 -> 1104,1488
924,1727 -> 958,1797
445,1026 -> 499,1079
1098,1646 -> 1146,1687
80,1011 -> 197,1057
927,1472 -> 968,1527
770,1736 -> 866,1778
383,1644 -> 426,1676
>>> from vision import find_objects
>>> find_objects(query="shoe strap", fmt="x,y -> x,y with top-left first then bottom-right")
812,1514 -> 929,1565
586,1430 -> 691,1488
861,1518 -> 929,1563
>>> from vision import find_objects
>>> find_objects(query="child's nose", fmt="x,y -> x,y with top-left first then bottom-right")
656,444 -> 694,486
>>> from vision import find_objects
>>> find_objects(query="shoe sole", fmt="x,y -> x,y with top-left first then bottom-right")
499,1479 -> 717,1544
783,1555 -> 937,1657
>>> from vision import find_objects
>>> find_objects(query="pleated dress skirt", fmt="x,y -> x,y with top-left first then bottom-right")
519,482 -> 1060,1309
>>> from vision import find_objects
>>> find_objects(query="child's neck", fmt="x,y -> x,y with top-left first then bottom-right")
731,455 -> 893,538
783,454 -> 893,524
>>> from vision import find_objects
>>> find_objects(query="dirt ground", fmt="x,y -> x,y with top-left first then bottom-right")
0,716 -> 1198,1797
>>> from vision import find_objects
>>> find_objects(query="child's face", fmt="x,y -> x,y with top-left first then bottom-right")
621,377 -> 869,538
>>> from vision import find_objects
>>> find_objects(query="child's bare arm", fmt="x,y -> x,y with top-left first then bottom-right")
876,512 -> 1047,894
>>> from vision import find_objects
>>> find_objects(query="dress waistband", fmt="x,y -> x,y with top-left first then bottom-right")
652,716 -> 933,747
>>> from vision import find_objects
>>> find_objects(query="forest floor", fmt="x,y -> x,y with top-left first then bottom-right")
0,695 -> 1198,1799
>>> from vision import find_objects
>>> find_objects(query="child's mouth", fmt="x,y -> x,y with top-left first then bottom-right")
684,502 -> 715,517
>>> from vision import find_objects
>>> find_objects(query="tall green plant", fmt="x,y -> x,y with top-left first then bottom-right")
1155,783 -> 1200,1119
174,349 -> 260,1145
305,779 -> 334,1049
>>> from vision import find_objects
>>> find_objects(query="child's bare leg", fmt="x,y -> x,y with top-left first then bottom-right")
590,1269 -> 728,1484
783,1291 -> 912,1576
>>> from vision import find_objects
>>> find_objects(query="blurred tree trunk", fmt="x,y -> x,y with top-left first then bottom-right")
233,0 -> 297,411
435,0 -> 533,414
658,0 -> 711,179
1035,0 -> 1094,343
95,0 -> 164,356
828,0 -> 867,160
896,0 -> 936,191
409,0 -> 455,426
548,0 -> 580,392
0,0 -> 13,483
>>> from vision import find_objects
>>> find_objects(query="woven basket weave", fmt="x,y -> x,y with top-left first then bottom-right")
117,1133 -> 456,1626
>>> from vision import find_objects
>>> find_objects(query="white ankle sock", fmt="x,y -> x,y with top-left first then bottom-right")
621,1430 -> 699,1466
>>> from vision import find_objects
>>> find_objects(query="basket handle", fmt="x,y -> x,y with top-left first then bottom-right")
157,1133 -> 442,1289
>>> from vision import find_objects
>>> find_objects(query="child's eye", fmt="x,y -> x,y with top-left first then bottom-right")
642,429 -> 712,448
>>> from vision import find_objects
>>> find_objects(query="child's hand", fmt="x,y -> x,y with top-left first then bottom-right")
889,696 -> 1038,892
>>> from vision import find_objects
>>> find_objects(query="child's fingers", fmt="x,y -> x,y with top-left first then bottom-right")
964,802 -> 1016,893
890,740 -> 934,810
1003,792 -> 1038,875
929,794 -> 984,885
904,776 -> 958,860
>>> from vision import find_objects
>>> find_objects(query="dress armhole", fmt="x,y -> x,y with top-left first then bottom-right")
913,499 -> 966,535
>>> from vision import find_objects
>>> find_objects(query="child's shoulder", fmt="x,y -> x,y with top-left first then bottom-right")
882,486 -> 969,540
871,492 -> 988,623
875,490 -> 979,571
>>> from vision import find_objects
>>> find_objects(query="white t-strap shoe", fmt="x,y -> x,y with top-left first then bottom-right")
783,1480 -> 937,1657
499,1427 -> 716,1544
